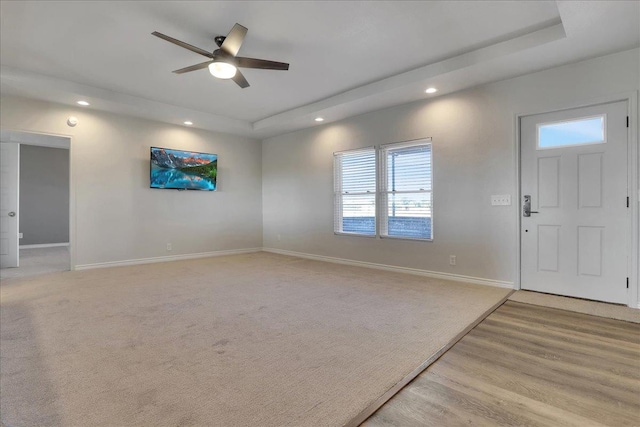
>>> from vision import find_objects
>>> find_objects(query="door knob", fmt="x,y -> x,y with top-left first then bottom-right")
8,212 -> 15,217
523,195 -> 539,217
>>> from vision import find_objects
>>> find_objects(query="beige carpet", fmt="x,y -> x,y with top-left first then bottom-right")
1,252 -> 511,427
0,246 -> 70,280
509,290 -> 640,324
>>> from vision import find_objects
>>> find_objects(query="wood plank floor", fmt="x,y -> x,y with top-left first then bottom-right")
362,301 -> 640,427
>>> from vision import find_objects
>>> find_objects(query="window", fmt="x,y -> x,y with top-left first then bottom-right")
333,139 -> 433,240
537,115 -> 605,149
333,147 -> 376,236
380,139 -> 433,240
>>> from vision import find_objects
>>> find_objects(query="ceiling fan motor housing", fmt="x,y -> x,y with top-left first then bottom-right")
212,49 -> 236,64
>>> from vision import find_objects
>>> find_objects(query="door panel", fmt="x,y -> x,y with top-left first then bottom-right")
577,226 -> 603,276
521,101 -> 628,304
537,224 -> 560,272
578,153 -> 603,208
538,156 -> 560,208
0,142 -> 19,268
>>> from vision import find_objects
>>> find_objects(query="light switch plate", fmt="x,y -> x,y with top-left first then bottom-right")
491,195 -> 511,206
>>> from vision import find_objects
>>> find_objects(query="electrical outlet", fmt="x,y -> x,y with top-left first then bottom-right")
18,233 -> 23,239
449,255 -> 456,266
491,195 -> 511,206
166,243 -> 172,251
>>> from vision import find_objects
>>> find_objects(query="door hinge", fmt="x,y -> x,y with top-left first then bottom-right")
628,196 -> 631,208
627,116 -> 630,127
627,277 -> 629,289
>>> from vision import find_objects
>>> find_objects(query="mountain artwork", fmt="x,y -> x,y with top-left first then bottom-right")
150,147 -> 217,191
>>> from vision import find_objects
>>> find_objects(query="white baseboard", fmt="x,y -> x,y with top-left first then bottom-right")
73,246 -> 515,290
75,248 -> 262,271
20,242 -> 69,249
263,248 -> 515,289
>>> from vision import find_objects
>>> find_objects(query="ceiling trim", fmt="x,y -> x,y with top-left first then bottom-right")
1,20 -> 566,140
1,66 -> 255,137
252,21 -> 566,133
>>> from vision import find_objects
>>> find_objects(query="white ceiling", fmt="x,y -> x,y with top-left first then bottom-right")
1,1 -> 638,139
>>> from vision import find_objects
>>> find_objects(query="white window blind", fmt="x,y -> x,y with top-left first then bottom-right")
380,139 -> 432,240
333,147 -> 376,235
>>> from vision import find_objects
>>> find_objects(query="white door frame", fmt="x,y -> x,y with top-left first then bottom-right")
0,129 -> 76,271
514,91 -> 639,309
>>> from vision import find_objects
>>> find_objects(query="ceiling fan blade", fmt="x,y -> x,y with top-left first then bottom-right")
232,69 -> 250,88
220,23 -> 248,56
152,31 -> 214,58
235,57 -> 289,70
173,61 -> 214,74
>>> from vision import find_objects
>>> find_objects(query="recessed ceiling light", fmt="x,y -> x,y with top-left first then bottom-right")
425,88 -> 437,94
315,117 -> 324,122
77,100 -> 90,106
184,121 -> 193,126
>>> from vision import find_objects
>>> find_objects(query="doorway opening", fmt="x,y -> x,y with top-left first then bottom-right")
0,130 -> 72,280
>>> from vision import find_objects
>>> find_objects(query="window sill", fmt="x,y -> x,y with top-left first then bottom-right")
334,232 -> 377,238
380,235 -> 433,242
333,232 -> 433,242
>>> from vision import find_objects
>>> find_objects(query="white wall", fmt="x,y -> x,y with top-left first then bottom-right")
262,48 -> 639,288
0,96 -> 263,267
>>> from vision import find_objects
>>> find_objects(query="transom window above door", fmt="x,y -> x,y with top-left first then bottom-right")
536,115 -> 606,149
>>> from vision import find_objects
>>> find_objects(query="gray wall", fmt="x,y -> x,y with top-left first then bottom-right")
0,98 -> 263,267
262,48 -> 639,286
19,144 -> 70,245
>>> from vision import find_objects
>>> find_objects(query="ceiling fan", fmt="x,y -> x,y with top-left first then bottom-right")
152,23 -> 289,89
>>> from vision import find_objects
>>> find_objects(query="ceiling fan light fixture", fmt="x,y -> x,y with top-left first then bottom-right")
153,24 -> 289,88
209,61 -> 237,79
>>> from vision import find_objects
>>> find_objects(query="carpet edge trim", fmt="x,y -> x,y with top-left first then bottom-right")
263,248 -> 514,289
74,248 -> 263,270
344,290 -> 515,427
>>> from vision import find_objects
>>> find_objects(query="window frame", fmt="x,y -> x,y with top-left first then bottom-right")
379,138 -> 434,242
333,146 -> 377,237
536,114 -> 607,150
333,138 -> 434,241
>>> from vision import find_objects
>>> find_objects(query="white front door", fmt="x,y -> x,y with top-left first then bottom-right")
520,101 -> 629,304
0,142 -> 20,268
